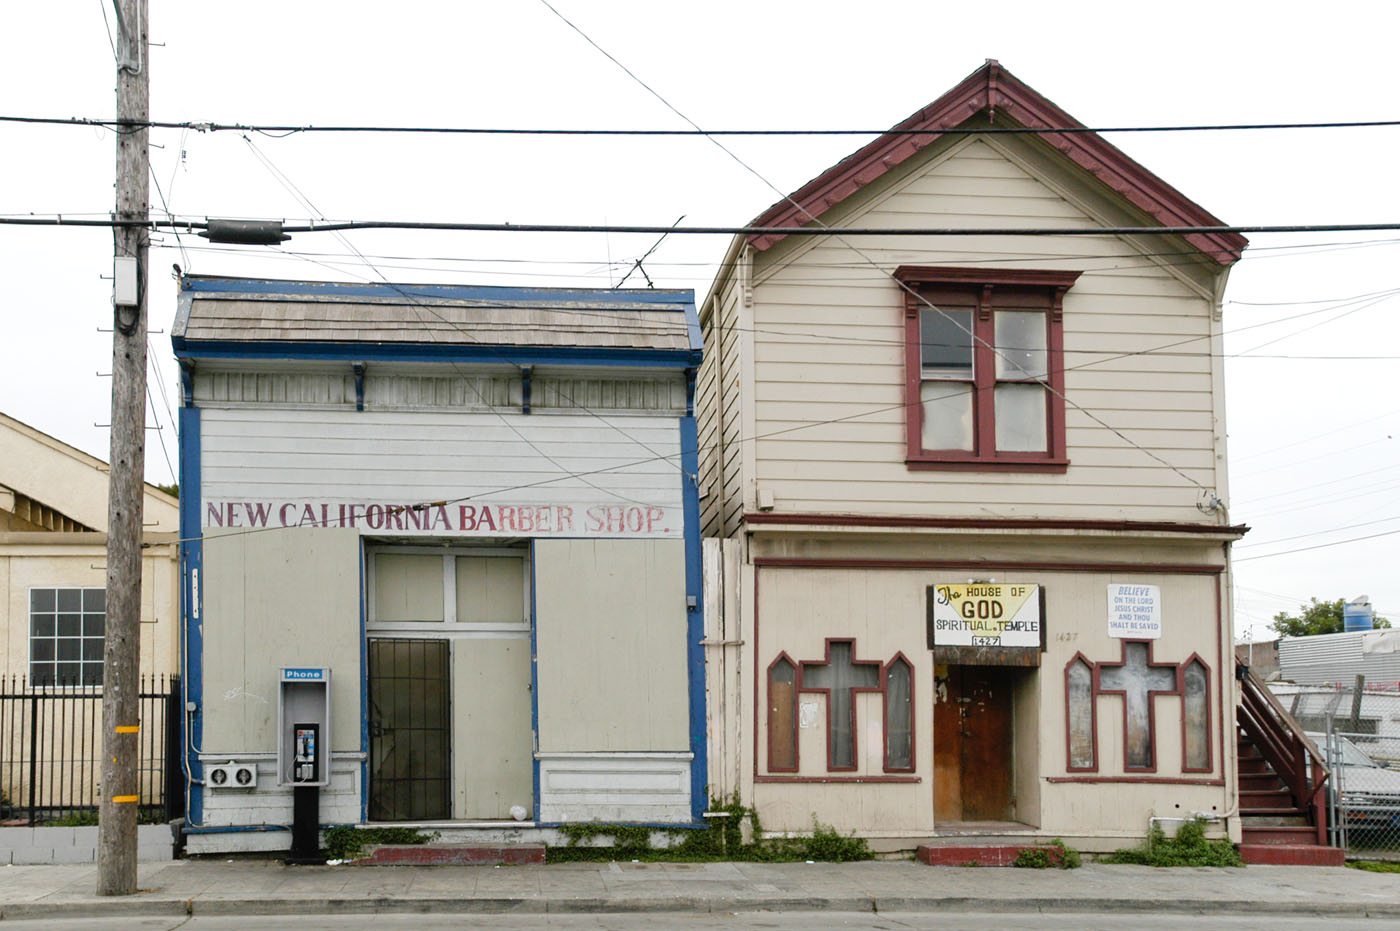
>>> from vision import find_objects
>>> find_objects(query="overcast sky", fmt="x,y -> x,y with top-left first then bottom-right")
4,1 -> 1398,642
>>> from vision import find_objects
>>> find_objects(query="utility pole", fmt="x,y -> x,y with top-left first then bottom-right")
98,0 -> 148,897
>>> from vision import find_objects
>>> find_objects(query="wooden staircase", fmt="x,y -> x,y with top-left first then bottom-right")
1236,661 -> 1344,865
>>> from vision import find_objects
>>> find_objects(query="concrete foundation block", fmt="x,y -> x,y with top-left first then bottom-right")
51,845 -> 95,864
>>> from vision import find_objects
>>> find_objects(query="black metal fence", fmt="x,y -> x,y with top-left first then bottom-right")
0,674 -> 182,826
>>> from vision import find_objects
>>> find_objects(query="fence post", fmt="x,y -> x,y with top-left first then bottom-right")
164,677 -> 183,821
26,692 -> 38,827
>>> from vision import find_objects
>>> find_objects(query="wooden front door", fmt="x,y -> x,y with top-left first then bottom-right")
933,665 -> 1014,822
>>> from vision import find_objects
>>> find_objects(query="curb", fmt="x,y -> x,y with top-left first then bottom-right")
5,894 -> 1400,920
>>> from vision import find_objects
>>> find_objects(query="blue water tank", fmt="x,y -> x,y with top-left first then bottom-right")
1344,595 -> 1374,632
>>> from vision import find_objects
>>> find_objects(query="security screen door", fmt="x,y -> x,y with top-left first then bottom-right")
368,638 -> 451,821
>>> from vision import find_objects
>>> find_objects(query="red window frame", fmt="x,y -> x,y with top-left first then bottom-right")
895,266 -> 1080,472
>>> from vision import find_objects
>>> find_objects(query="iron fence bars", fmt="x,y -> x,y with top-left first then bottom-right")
0,674 -> 178,826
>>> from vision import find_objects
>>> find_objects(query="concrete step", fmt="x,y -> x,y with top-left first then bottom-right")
1241,825 -> 1321,846
915,843 -> 1070,867
1239,843 -> 1345,866
354,844 -> 545,866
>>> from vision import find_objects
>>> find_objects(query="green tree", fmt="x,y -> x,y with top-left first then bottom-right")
1270,597 -> 1391,638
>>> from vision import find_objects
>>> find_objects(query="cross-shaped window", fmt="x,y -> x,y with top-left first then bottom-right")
1097,641 -> 1179,770
800,640 -> 882,770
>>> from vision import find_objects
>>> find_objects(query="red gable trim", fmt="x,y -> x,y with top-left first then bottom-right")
748,61 -> 1247,265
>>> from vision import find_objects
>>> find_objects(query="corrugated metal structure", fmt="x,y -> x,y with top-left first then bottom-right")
1278,630 -> 1400,689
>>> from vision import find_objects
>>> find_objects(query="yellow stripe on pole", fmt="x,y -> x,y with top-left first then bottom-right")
111,795 -> 139,804
115,725 -> 140,734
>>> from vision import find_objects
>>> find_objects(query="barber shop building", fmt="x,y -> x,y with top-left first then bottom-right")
173,276 -> 704,853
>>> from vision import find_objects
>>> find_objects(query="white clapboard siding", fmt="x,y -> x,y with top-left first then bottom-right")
200,408 -> 683,507
741,135 -> 1223,523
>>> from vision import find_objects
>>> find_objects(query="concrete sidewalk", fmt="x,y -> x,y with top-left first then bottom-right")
2,859 -> 1400,920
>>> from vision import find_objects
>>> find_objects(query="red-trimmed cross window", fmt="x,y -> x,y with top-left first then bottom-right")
895,266 -> 1080,471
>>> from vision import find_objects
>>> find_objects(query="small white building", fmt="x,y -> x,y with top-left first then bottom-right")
173,277 -> 705,853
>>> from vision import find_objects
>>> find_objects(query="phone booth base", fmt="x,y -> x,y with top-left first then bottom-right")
289,785 -> 324,864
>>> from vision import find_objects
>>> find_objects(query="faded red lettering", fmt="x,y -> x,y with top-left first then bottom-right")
366,504 -> 383,529
646,507 -> 663,532
206,503 -> 224,527
477,506 -> 497,532
557,506 -> 574,532
499,506 -> 517,532
585,506 -> 604,533
300,504 -> 319,527
430,506 -> 450,530
246,502 -> 271,527
459,505 -> 477,531
279,503 -> 295,525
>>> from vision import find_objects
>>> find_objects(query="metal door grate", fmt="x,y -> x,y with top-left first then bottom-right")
368,639 -> 450,821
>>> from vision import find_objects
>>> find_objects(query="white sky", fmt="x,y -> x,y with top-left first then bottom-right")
4,1 -> 1398,642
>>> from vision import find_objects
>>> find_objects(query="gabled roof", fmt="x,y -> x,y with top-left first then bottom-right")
748,60 -> 1247,265
0,412 -> 179,533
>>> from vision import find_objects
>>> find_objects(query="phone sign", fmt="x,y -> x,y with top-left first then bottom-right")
929,583 -> 1042,648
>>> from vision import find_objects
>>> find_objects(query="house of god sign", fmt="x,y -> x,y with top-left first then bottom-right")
928,583 -> 1043,648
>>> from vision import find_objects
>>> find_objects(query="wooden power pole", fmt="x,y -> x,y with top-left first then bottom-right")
98,0 -> 149,896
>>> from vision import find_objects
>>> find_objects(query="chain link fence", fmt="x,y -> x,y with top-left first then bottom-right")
1273,683 -> 1400,855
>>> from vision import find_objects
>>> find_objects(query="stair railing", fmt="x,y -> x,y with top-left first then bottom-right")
1236,659 -> 1331,845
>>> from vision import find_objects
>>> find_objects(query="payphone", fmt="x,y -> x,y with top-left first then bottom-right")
278,667 -> 330,862
278,668 -> 331,787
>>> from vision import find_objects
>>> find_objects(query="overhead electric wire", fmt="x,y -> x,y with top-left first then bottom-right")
1233,526 -> 1400,563
8,214 -> 1400,238
237,134 -> 685,504
6,113 -> 1400,136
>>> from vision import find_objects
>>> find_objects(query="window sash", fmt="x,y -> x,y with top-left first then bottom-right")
30,587 -> 105,686
899,269 -> 1072,469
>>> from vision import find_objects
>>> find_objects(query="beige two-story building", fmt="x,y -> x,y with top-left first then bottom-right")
697,61 -> 1248,851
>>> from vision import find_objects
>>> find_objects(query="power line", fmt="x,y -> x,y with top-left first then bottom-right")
1233,526 -> 1400,563
7,113 -> 1400,136
8,214 -> 1400,238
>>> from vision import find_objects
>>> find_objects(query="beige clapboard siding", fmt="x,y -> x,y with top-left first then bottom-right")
718,273 -> 745,537
696,300 -> 723,535
742,136 -> 1221,523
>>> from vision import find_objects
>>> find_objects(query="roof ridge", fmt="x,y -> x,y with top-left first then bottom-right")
746,60 -> 1246,265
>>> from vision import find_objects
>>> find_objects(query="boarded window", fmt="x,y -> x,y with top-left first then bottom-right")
455,556 -> 525,622
884,657 -> 914,772
374,553 -> 444,622
1066,656 -> 1095,770
768,657 -> 797,772
1183,659 -> 1210,771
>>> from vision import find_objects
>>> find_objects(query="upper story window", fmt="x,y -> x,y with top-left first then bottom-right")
896,266 -> 1080,471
